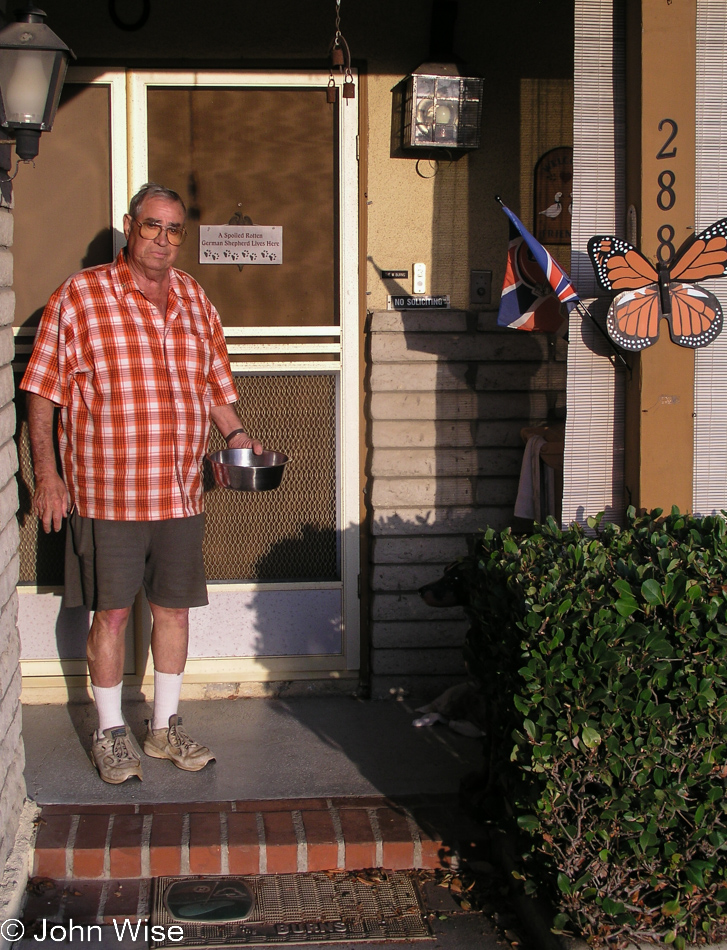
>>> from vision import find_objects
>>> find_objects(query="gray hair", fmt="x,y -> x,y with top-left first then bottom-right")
129,182 -> 186,219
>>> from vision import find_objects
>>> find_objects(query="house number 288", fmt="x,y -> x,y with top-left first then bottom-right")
656,118 -> 678,263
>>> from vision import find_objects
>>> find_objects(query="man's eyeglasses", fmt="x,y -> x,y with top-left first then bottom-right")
133,219 -> 188,246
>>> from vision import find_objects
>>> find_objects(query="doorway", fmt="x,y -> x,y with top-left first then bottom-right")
14,68 -> 360,697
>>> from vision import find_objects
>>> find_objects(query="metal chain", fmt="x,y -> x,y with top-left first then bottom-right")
329,0 -> 355,101
333,0 -> 343,59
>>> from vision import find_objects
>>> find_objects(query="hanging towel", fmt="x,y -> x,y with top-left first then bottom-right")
514,434 -> 546,520
543,458 -> 556,521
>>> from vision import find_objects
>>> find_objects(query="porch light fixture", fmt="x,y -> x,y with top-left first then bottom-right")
401,62 -> 483,150
0,6 -> 74,164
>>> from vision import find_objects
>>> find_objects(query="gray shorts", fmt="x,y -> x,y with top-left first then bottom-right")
64,511 -> 208,611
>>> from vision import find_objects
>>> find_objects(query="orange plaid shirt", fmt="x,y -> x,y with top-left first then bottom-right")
20,251 -> 238,521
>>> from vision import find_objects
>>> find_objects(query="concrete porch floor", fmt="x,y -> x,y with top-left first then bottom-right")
22,696 -> 482,805
22,696 -> 489,914
17,699 -> 541,950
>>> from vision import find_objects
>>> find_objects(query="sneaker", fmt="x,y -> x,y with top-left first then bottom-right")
143,714 -> 215,771
91,726 -> 143,784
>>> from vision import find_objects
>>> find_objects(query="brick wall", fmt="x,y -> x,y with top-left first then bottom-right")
367,309 -> 566,700
0,198 -> 24,874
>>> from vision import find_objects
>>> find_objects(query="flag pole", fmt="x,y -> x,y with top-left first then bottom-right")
572,300 -> 631,372
494,195 -> 630,372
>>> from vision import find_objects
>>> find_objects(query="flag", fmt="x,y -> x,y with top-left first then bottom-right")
497,203 -> 579,332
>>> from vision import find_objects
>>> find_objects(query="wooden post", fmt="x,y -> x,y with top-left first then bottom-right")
624,0 -> 696,514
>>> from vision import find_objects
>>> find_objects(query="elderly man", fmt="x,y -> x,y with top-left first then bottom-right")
20,183 -> 261,785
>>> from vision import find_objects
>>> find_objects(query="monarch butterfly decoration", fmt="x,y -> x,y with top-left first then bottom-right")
587,218 -> 727,352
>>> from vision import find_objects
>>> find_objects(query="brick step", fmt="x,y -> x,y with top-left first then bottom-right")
33,796 -> 484,881
24,879 -> 151,929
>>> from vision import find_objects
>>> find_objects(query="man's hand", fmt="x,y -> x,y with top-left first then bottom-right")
26,392 -> 69,533
33,471 -> 70,533
226,430 -> 264,455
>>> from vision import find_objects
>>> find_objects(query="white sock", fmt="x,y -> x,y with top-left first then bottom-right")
152,670 -> 184,731
91,682 -> 124,738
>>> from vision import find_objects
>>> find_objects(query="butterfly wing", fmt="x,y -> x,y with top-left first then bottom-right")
607,281 -> 724,351
670,217 -> 727,282
665,282 -> 723,347
606,284 -> 661,350
588,236 -> 659,292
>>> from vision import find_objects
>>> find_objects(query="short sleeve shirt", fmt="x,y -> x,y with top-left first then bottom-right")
20,251 -> 239,521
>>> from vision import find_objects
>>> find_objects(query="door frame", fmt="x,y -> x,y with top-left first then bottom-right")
18,67 -> 361,695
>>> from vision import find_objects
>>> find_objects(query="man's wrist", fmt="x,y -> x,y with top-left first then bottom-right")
34,468 -> 62,483
225,428 -> 247,445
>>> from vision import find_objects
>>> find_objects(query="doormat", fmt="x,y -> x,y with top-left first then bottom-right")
150,871 -> 433,946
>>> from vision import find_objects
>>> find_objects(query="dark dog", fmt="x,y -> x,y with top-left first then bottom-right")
419,563 -> 469,608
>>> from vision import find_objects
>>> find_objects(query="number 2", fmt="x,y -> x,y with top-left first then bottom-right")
657,118 -> 678,159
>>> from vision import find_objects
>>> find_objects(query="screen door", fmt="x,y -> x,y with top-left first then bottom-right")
15,69 -> 360,689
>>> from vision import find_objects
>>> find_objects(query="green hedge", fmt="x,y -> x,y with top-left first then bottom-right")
461,508 -> 727,948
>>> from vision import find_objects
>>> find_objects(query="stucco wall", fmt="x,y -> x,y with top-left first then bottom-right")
364,73 -> 516,314
363,6 -> 572,312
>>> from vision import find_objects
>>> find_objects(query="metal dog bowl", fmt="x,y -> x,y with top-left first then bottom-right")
207,448 -> 289,492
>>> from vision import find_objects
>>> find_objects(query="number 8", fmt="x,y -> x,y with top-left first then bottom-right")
657,170 -> 676,211
657,224 -> 676,263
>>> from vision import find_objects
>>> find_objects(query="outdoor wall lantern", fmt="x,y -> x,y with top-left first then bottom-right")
0,6 -> 74,165
401,62 -> 483,150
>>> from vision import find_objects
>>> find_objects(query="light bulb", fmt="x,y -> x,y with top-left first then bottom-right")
5,52 -> 51,124
435,103 -> 453,125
